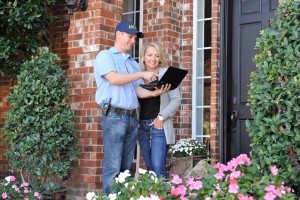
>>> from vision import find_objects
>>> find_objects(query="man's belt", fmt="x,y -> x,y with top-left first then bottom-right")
107,105 -> 137,116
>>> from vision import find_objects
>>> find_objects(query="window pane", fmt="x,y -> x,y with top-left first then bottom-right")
197,20 -> 211,48
123,0 -> 134,13
195,108 -> 211,141
205,0 -> 212,18
196,49 -> 211,77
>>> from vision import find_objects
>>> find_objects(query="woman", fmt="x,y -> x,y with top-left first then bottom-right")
136,42 -> 181,178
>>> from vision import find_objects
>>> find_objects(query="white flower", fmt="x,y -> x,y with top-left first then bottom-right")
86,192 -> 96,200
115,170 -> 131,183
138,195 -> 151,200
149,170 -> 157,177
138,168 -> 147,174
150,194 -> 160,200
5,176 -> 10,182
108,193 -> 118,200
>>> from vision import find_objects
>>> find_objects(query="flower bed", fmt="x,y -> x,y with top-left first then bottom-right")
86,154 -> 296,200
0,176 -> 42,200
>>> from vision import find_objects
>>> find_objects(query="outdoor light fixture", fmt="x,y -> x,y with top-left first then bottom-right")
66,0 -> 88,15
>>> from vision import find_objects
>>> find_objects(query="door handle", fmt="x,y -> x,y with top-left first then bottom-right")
231,111 -> 238,132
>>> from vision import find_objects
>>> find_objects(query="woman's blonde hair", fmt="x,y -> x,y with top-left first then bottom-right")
139,42 -> 168,71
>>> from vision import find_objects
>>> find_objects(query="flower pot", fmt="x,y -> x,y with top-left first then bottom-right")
170,156 -> 206,178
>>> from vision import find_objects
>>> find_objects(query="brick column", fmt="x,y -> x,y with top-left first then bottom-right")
65,0 -> 122,198
210,0 -> 221,164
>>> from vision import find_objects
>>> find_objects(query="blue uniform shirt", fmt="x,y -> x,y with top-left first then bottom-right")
94,47 -> 144,110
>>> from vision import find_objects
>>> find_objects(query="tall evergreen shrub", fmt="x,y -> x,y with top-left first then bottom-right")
246,0 -> 300,191
2,47 -> 80,191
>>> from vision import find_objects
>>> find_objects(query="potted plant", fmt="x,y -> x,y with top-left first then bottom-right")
169,138 -> 209,177
2,47 -> 80,198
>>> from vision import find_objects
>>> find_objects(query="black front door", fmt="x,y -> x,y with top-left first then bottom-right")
224,0 -> 278,161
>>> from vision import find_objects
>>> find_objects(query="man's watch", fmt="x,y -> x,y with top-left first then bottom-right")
157,114 -> 164,120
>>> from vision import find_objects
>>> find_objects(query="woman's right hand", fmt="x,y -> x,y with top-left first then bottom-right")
154,84 -> 171,96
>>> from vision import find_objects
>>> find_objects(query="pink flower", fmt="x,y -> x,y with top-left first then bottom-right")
214,172 -> 224,180
176,185 -> 187,196
171,175 -> 182,184
2,192 -> 8,199
228,179 -> 239,194
230,171 -> 241,179
180,195 -> 188,200
34,192 -> 40,197
238,194 -> 254,200
10,176 -> 16,182
21,182 -> 29,187
188,180 -> 202,190
24,189 -> 30,194
270,166 -> 278,176
265,185 -> 275,192
14,187 -> 20,193
264,192 -> 276,200
170,185 -> 187,196
24,198 -> 29,200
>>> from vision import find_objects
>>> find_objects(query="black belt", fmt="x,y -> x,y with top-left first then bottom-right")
108,106 -> 137,116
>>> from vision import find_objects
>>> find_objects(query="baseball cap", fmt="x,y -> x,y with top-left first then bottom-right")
115,21 -> 144,38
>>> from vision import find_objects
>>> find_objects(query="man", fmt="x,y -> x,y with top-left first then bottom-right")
94,21 -> 167,194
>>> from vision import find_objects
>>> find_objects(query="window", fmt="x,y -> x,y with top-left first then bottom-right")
122,0 -> 142,61
192,0 -> 212,145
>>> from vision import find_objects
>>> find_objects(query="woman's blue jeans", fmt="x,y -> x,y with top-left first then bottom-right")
101,112 -> 138,195
138,119 -> 169,178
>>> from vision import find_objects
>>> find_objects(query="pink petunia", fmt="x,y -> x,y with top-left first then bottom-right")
175,185 -> 187,196
264,192 -> 276,200
265,185 -> 275,192
21,182 -> 29,187
14,187 -> 20,193
10,176 -> 16,182
188,180 -> 202,190
228,179 -> 239,194
270,166 -> 278,176
24,189 -> 30,194
238,194 -> 254,200
171,175 -> 182,184
230,170 -> 241,179
180,195 -> 188,200
2,192 -> 8,199
214,172 -> 224,180
24,198 -> 29,200
34,192 -> 40,197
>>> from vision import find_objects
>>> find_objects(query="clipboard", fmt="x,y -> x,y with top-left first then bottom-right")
140,66 -> 188,90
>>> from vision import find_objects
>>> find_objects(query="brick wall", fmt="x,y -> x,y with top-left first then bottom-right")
0,75 -> 11,176
0,0 -> 222,199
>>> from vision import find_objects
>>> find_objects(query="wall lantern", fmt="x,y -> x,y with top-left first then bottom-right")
66,0 -> 88,15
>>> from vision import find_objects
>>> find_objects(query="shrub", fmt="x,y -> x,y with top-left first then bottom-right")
247,0 -> 300,191
2,47 -> 80,192
0,0 -> 58,77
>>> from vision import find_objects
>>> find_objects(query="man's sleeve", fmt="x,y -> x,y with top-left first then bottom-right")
94,50 -> 116,76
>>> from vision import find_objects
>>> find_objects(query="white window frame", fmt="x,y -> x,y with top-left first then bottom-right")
192,0 -> 212,142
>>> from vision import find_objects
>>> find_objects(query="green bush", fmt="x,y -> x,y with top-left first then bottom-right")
0,0 -> 57,77
247,0 -> 300,191
2,47 -> 80,192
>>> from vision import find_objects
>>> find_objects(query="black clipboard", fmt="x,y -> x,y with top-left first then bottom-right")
140,66 -> 188,90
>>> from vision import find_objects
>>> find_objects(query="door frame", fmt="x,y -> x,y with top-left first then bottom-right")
219,0 -> 232,163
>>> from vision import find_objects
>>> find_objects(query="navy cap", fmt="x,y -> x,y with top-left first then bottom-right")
115,21 -> 144,38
